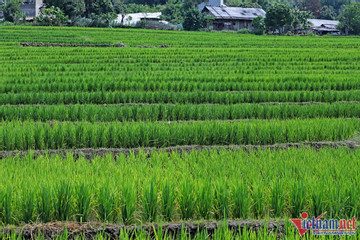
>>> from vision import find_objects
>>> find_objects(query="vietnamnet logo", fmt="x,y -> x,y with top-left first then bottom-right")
291,212 -> 356,236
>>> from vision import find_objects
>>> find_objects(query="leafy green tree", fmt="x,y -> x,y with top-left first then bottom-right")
92,0 -> 115,15
301,0 -> 322,17
112,0 -> 126,14
320,5 -> 337,19
320,0 -> 352,14
226,0 -> 261,8
44,0 -> 85,19
0,0 -> 23,22
161,0 -> 183,24
338,3 -> 360,35
182,7 -> 206,31
291,9 -> 312,32
252,15 -> 265,35
91,12 -> 117,27
35,6 -> 69,26
264,3 -> 293,34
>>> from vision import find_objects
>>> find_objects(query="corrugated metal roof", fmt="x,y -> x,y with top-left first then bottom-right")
204,6 -> 265,20
116,12 -> 162,25
308,19 -> 339,28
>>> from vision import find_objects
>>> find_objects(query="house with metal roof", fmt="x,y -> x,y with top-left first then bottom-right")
307,19 -> 340,35
198,0 -> 265,31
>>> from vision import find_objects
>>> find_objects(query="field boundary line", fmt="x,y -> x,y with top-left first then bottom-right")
1,140 -> 359,159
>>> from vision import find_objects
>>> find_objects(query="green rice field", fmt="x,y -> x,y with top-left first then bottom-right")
0,26 -> 360,239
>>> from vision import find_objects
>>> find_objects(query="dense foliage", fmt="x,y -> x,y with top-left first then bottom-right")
338,3 -> 360,35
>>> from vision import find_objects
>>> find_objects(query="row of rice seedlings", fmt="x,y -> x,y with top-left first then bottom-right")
2,25 -> 360,49
4,71 -> 359,85
1,90 -> 360,105
0,103 -> 359,122
2,46 -> 359,75
0,118 -> 358,151
2,80 -> 360,93
1,177 -> 358,225
1,147 -> 359,224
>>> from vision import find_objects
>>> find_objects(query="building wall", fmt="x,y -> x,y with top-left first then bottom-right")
36,0 -> 43,16
20,0 -> 43,18
21,4 -> 36,17
208,19 -> 253,31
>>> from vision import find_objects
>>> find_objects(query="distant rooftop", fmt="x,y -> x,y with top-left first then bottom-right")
308,19 -> 339,28
204,6 -> 266,21
115,12 -> 162,25
308,19 -> 340,33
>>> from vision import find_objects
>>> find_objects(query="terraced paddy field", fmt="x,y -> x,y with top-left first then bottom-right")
0,26 -> 360,239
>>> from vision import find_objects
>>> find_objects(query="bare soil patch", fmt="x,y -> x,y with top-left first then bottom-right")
0,140 -> 358,159
1,220 -> 285,239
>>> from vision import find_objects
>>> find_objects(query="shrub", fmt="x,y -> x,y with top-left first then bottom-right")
35,6 -> 69,26
237,28 -> 251,34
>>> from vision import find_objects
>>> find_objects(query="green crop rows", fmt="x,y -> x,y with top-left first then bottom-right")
0,103 -> 359,122
0,26 -> 360,237
1,148 -> 359,224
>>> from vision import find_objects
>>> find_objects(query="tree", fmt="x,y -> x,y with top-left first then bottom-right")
252,15 -> 265,35
264,3 -> 293,34
338,3 -> 360,35
182,7 -> 206,31
319,5 -> 337,19
320,0 -> 352,15
161,0 -> 183,24
302,0 -> 322,17
226,0 -> 261,8
91,0 -> 115,16
35,6 -> 69,26
291,9 -> 312,32
0,0 -> 23,22
43,0 -> 85,19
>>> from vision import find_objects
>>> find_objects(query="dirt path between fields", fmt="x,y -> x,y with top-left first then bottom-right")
20,42 -> 169,48
1,220 -> 286,239
0,140 -> 359,159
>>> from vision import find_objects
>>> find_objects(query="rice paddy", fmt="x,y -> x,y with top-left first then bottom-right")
0,26 -> 360,239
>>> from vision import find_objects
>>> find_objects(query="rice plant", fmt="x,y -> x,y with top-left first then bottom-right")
160,180 -> 176,221
289,180 -> 306,218
97,185 -> 116,222
232,181 -> 251,219
213,181 -> 230,220
76,182 -> 92,222
55,181 -> 72,221
120,181 -> 137,225
37,184 -> 53,223
178,180 -> 196,220
142,180 -> 158,222
196,181 -> 213,220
